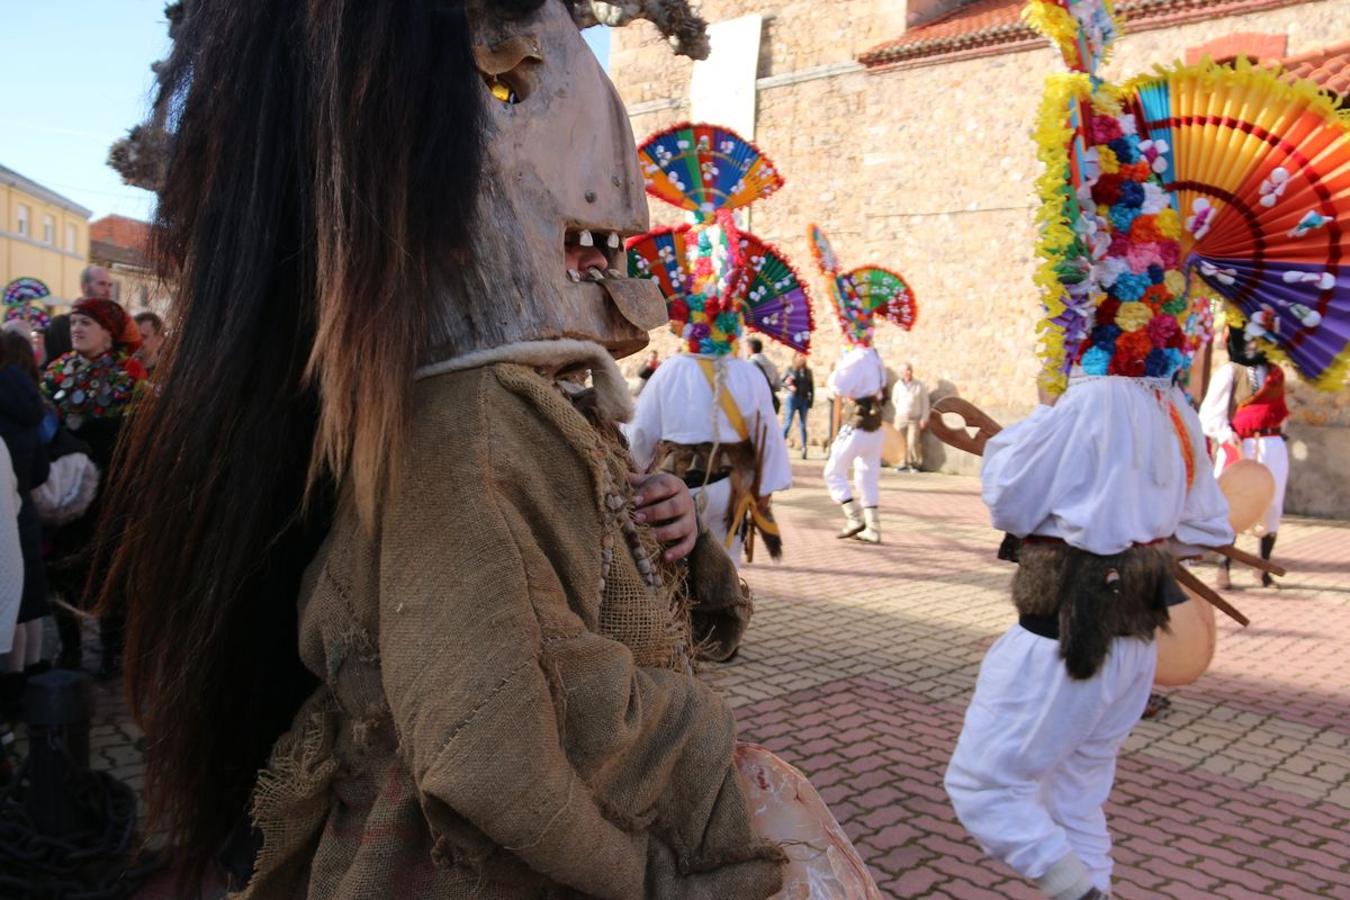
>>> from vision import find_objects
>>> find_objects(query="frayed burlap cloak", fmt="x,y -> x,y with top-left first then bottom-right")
237,349 -> 783,899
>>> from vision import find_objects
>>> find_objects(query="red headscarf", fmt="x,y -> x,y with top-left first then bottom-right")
73,297 -> 142,353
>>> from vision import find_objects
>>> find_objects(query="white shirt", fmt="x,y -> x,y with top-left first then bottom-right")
0,440 -> 24,655
981,376 -> 1233,556
624,354 -> 792,495
892,378 -> 930,423
828,347 -> 886,400
1198,362 -> 1269,447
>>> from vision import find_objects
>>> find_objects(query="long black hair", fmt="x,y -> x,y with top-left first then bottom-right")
93,0 -> 536,882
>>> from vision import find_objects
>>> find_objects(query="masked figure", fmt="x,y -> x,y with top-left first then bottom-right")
1198,326 -> 1290,588
808,225 -> 917,545
100,2 -> 875,897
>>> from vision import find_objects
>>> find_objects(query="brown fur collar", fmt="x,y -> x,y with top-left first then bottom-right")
1013,541 -> 1172,679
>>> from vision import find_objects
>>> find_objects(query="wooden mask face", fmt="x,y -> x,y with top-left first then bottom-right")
426,0 -> 666,362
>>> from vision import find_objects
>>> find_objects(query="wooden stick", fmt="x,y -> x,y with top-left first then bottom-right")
1174,562 -> 1250,627
1210,543 -> 1286,577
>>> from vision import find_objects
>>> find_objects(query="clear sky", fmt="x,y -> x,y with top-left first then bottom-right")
1,2 -> 610,223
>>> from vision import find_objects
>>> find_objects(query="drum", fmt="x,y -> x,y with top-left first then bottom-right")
1154,586 -> 1217,687
735,744 -> 883,899
1217,457 -> 1276,534
880,421 -> 904,467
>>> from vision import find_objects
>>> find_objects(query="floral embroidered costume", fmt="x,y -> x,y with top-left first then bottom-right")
808,225 -> 916,544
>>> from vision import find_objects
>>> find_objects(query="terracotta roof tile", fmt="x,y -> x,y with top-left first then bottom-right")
1278,41 -> 1350,96
859,0 -> 1328,69
89,214 -> 152,253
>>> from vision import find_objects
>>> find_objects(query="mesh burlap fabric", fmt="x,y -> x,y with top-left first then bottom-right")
239,360 -> 783,899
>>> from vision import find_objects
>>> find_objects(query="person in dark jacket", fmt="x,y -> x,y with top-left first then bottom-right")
0,331 -> 52,720
781,353 -> 814,459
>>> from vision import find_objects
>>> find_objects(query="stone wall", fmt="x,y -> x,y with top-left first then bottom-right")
611,0 -> 1350,515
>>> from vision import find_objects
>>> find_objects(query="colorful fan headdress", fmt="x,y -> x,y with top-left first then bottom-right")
3,277 -> 53,332
627,122 -> 815,355
1028,0 -> 1350,393
807,225 -> 916,348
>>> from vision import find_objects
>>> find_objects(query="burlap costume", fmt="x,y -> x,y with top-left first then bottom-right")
240,346 -> 783,899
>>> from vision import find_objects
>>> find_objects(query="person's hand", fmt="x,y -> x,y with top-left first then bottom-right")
918,418 -> 928,431
630,472 -> 698,562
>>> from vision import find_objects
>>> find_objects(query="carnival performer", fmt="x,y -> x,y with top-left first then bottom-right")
822,343 -> 888,542
626,123 -> 815,568
625,224 -> 793,568
95,3 -> 877,897
807,225 -> 917,545
945,2 -> 1241,894
946,374 -> 1232,899
1199,326 -> 1290,588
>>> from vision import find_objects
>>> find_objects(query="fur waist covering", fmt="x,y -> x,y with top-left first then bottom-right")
241,340 -> 784,899
653,439 -> 783,561
1013,540 -> 1173,680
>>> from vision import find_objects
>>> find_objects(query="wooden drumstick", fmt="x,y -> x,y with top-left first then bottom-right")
1173,562 -> 1250,627
1210,543 -> 1286,577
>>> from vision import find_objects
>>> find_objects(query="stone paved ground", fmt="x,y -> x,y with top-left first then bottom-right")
32,457 -> 1350,898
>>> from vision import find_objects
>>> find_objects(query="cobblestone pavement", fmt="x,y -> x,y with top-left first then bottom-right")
42,457 -> 1350,898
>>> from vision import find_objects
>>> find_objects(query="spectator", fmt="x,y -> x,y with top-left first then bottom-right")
41,298 -> 146,677
135,311 -> 167,375
891,362 -> 930,472
0,331 -> 52,720
635,349 -> 660,395
80,265 -> 114,301
782,353 -> 814,459
42,315 -> 73,366
746,337 -> 781,413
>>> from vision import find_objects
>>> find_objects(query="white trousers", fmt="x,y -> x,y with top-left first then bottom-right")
1215,435 -> 1288,535
693,478 -> 744,566
945,626 -> 1156,893
823,425 -> 884,507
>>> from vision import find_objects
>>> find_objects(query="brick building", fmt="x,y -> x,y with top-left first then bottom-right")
609,0 -> 1350,516
88,214 -> 172,316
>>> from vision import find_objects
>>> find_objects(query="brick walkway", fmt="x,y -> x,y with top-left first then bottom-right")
53,458 -> 1350,898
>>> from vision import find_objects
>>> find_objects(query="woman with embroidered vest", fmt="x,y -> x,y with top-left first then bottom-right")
1199,327 -> 1290,588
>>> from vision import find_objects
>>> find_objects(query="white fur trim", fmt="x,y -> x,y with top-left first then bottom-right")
416,338 -> 635,422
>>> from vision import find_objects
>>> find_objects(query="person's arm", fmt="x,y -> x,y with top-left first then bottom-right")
917,383 -> 931,428
378,374 -> 781,898
1198,364 -> 1236,446
804,368 -> 814,407
1172,391 -> 1236,549
749,372 -> 792,494
0,442 -> 22,655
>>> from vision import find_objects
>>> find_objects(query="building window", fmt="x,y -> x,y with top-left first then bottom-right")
16,204 -> 30,237
65,223 -> 77,253
42,214 -> 54,244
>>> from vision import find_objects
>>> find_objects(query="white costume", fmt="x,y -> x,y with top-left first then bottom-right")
626,353 -> 792,562
1198,362 -> 1288,535
822,347 -> 887,509
946,376 -> 1232,899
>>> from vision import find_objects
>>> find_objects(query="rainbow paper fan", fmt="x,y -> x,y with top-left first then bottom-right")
1126,60 -> 1350,388
637,122 -> 784,220
626,212 -> 752,355
848,267 -> 918,331
3,277 -> 50,306
807,224 -> 918,347
738,233 -> 815,353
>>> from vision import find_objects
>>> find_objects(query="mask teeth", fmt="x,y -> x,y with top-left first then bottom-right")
607,232 -> 621,249
585,266 -> 606,282
578,229 -> 595,248
567,269 -> 582,283
607,268 -> 623,278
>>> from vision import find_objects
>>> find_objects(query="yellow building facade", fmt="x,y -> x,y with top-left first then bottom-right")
1,163 -> 91,304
